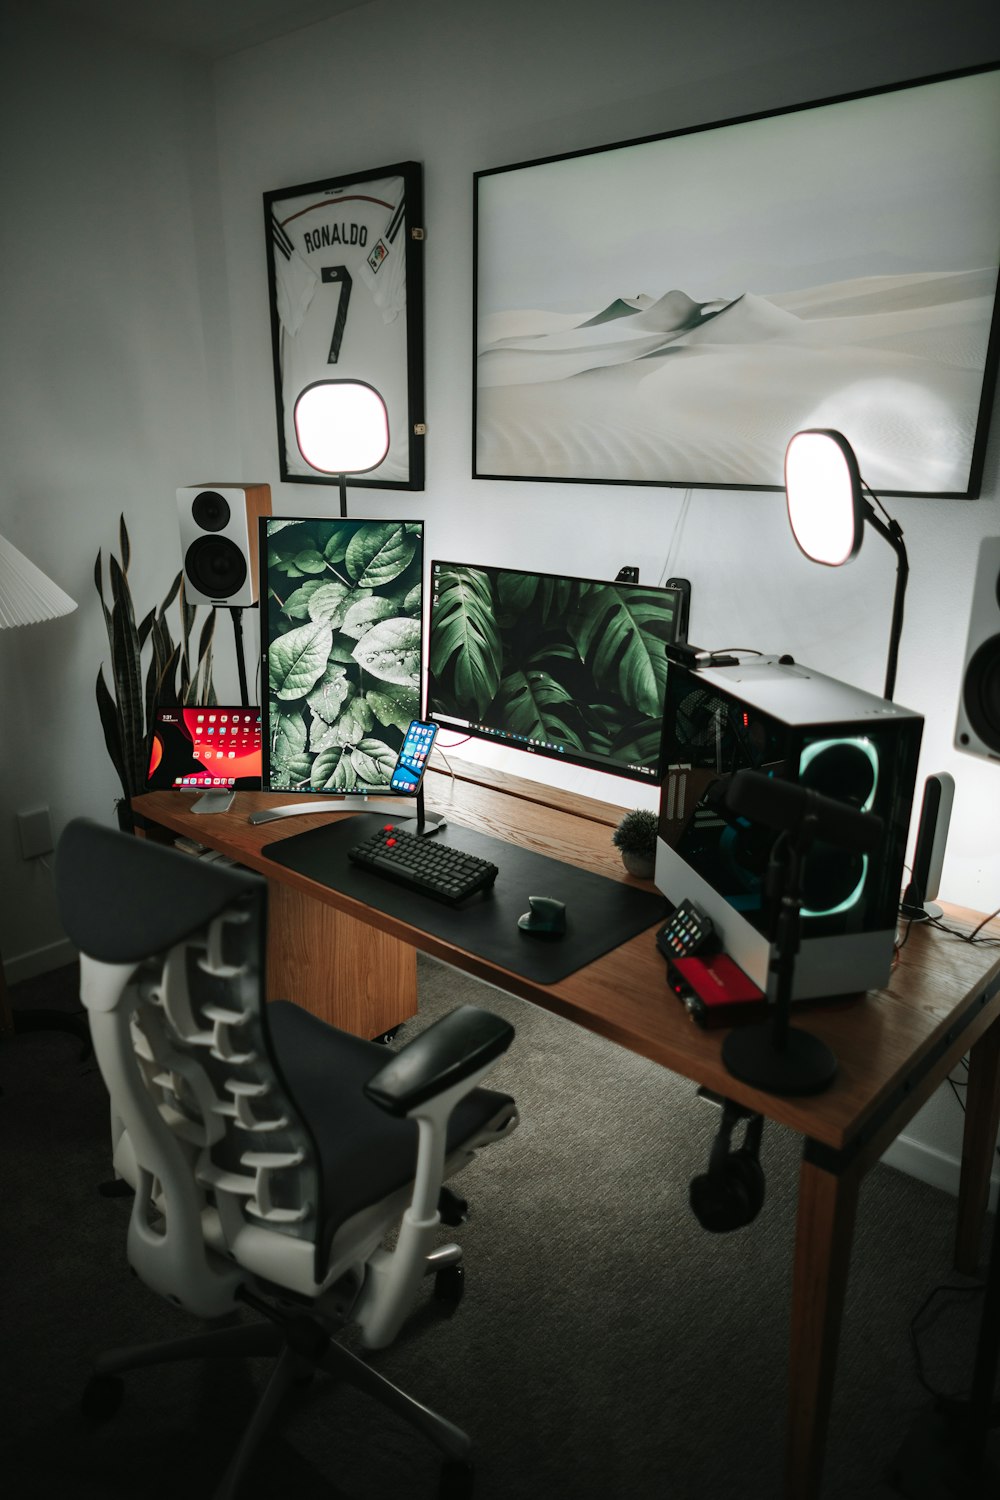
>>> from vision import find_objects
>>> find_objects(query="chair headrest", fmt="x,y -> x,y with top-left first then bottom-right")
55,818 -> 265,964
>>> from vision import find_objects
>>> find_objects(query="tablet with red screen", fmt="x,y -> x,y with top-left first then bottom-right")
145,707 -> 262,792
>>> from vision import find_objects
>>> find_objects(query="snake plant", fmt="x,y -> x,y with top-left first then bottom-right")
95,514 -> 216,811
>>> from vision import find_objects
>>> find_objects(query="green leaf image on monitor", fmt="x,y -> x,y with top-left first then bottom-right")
262,517 -> 423,793
427,561 -> 684,785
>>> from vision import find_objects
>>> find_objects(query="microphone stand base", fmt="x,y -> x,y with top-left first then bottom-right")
722,1021 -> 837,1096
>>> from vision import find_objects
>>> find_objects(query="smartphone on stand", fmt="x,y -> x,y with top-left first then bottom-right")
390,719 -> 438,794
387,719 -> 444,834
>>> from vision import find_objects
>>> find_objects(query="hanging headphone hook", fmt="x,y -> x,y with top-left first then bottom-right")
689,1097 -> 766,1233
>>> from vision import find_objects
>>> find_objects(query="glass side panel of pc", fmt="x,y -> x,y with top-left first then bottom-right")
655,658 -> 923,999
427,561 -> 687,784
261,517 -> 423,794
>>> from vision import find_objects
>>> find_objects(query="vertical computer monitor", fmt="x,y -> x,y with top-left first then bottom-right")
261,517 -> 423,794
427,561 -> 687,785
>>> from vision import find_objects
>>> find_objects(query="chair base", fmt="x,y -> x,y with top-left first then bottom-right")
84,1303 -> 472,1499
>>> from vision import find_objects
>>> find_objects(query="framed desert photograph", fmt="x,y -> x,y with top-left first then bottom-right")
265,161 -> 425,489
473,64 -> 1000,497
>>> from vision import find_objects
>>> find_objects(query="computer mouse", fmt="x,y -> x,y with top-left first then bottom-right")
517,895 -> 567,935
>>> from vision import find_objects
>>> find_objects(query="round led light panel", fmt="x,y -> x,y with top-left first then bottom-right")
293,380 -> 390,475
785,429 -> 862,568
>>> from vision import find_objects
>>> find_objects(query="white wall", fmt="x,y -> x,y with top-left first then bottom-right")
1,0 -> 998,1193
214,0 -> 1000,897
211,0 -> 1000,1199
0,3 -> 238,976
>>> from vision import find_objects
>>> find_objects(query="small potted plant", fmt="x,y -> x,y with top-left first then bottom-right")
612,808 -> 658,879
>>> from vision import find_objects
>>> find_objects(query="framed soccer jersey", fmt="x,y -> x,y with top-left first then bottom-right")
264,161 -> 425,490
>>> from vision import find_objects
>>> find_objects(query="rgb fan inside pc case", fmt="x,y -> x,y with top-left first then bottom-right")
656,657 -> 923,1000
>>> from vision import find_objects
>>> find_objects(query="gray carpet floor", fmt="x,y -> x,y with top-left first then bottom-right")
0,956 -> 995,1499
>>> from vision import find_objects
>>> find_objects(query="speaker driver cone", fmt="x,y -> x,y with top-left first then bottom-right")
184,536 -> 247,600
961,634 -> 1000,755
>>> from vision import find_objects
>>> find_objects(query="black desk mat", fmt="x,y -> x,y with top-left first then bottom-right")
263,813 -> 667,984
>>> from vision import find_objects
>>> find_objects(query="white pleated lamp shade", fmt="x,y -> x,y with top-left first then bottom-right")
0,532 -> 77,629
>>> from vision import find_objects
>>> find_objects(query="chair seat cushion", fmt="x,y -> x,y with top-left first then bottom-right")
267,1001 -> 514,1260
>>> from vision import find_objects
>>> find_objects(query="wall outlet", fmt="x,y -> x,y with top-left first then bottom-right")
17,806 -> 53,860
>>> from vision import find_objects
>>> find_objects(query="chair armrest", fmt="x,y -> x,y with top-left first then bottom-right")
364,1005 -> 513,1117
354,1004 -> 515,1349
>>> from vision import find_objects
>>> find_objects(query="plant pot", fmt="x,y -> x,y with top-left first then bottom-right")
621,851 -> 655,879
115,800 -> 148,836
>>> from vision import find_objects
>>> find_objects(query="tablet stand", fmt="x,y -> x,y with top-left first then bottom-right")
192,789 -> 237,815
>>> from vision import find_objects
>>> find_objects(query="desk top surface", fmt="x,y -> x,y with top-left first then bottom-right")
134,759 -> 1000,1153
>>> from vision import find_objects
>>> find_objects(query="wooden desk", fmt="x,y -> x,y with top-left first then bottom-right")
133,764 -> 1000,1500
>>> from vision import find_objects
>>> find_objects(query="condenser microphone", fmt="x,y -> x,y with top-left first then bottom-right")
725,769 -> 883,853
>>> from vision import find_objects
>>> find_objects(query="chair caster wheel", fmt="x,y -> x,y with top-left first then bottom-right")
439,1457 -> 474,1498
81,1374 -> 124,1423
433,1263 -> 465,1310
438,1186 -> 468,1226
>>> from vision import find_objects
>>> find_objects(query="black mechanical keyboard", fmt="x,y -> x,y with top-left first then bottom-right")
348,824 -> 499,906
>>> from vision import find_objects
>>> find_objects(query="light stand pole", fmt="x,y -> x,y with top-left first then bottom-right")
229,605 -> 249,706
859,496 -> 908,701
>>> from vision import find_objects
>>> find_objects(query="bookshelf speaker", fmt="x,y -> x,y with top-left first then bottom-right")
955,536 -> 1000,764
177,484 -> 271,607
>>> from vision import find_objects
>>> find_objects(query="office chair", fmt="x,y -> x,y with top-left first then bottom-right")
54,819 -> 518,1499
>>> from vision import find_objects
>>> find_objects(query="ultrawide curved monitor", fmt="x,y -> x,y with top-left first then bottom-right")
427,560 -> 687,784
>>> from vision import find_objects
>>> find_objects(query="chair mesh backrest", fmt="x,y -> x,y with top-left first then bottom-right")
137,888 -> 316,1230
60,820 -> 515,1331
56,822 -> 329,1311
122,892 -> 321,1256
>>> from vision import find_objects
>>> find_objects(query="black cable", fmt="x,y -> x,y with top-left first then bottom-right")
968,904 -> 1000,942
909,1280 -> 988,1408
703,647 -> 764,657
896,916 -> 916,954
932,1050 -> 1000,1165
927,914 -> 1000,947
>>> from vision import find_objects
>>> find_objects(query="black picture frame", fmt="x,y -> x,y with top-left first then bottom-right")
265,160 -> 425,490
473,63 -> 1000,498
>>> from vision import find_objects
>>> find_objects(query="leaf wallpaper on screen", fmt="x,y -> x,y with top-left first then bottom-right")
429,566 -> 675,770
264,519 -> 422,791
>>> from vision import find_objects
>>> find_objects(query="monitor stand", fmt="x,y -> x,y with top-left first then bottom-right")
898,898 -> 944,923
192,789 -> 237,815
248,786 -> 446,836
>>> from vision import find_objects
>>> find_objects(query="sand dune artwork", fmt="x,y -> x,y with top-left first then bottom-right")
474,67 -> 1000,497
